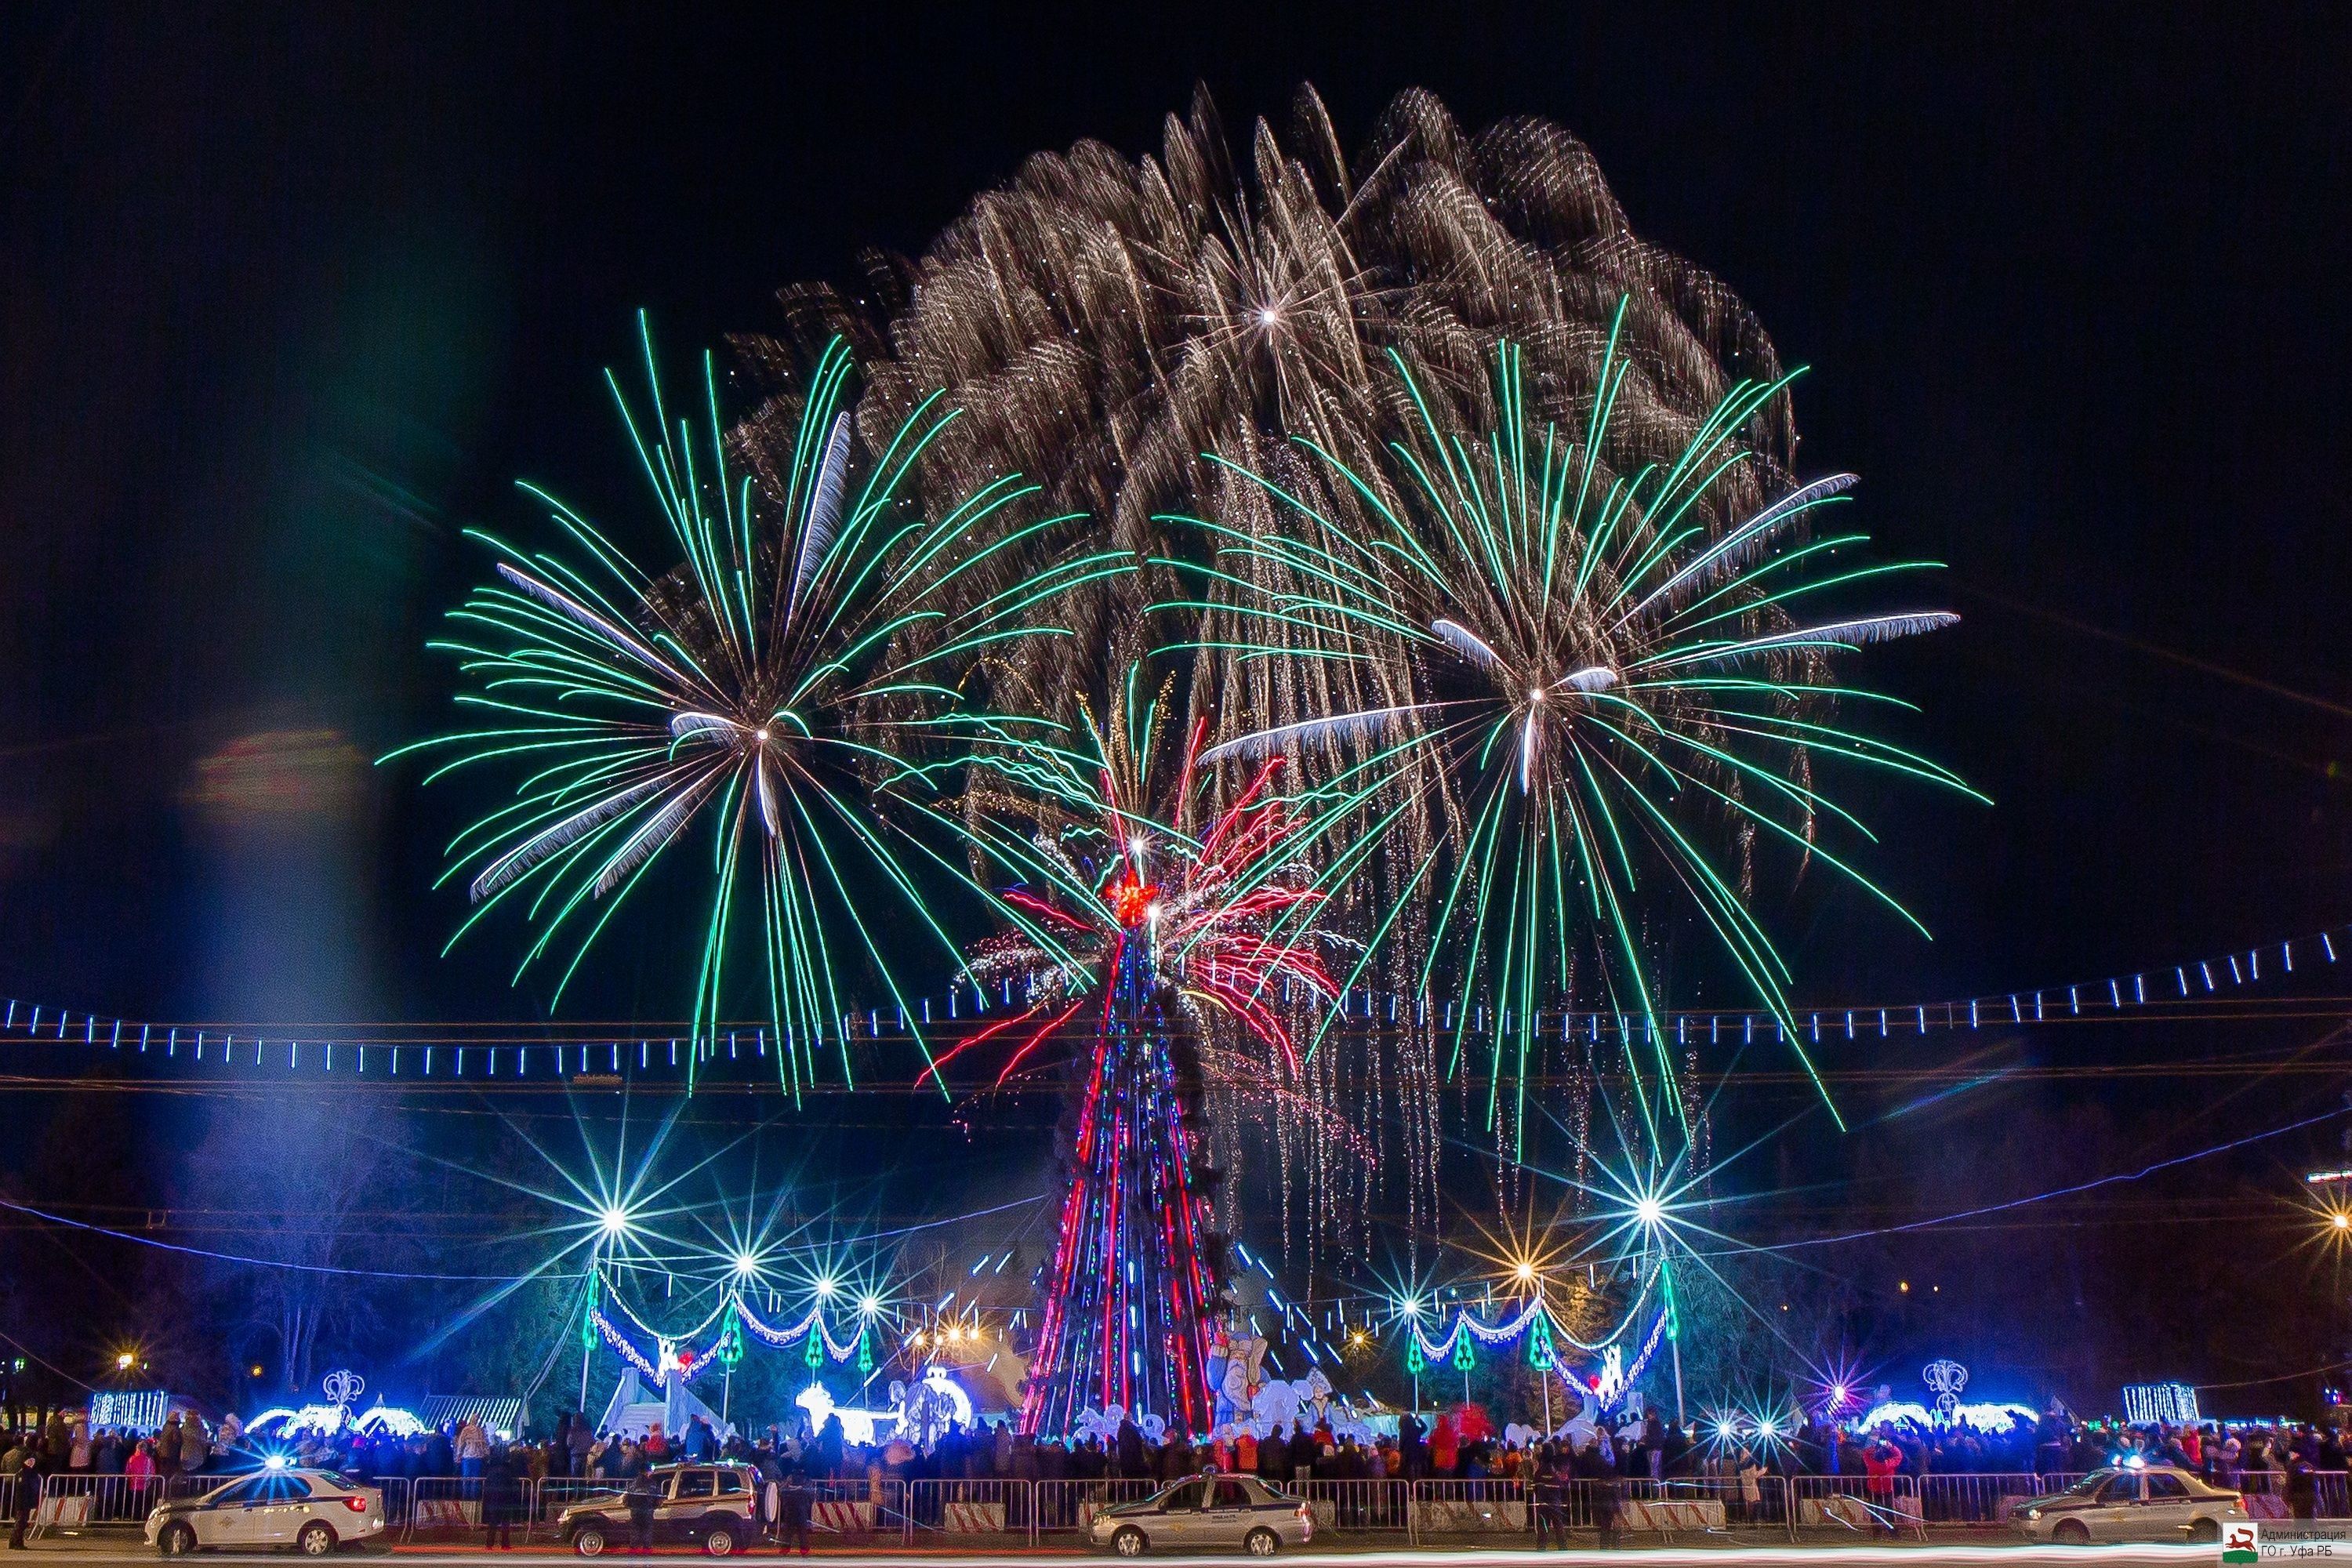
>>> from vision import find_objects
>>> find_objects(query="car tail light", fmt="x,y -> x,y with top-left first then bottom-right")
340,1497 -> 370,1514
1297,1505 -> 1312,1523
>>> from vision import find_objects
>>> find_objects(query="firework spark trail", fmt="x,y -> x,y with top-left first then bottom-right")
1171,324 -> 1977,1152
387,318 -> 1122,1100
750,83 -> 1821,1244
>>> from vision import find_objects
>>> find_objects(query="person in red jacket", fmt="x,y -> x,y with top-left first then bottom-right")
1430,1415 -> 1460,1477
1862,1440 -> 1904,1536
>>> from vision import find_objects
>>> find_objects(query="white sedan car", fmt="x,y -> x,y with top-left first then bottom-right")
147,1468 -> 387,1555
1089,1475 -> 1315,1557
2008,1465 -> 2246,1544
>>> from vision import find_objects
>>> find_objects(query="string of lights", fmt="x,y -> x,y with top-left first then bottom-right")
3,913 -> 2345,1083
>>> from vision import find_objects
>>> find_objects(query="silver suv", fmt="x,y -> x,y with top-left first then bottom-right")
1089,1474 -> 1314,1557
557,1464 -> 762,1556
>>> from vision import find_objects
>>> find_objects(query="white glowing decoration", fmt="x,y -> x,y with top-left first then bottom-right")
1922,1358 -> 1969,1419
597,1205 -> 631,1237
1593,1345 -> 1628,1405
732,1252 -> 761,1278
1853,1398 -> 2036,1432
245,1399 -> 429,1442
2121,1382 -> 2200,1425
793,1367 -> 972,1448
1633,1196 -> 1665,1227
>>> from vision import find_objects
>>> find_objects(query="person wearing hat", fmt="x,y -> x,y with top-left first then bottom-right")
6,1446 -> 41,1551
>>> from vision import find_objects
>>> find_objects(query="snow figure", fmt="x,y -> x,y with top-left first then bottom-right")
1251,1379 -> 1302,1433
1302,1369 -> 1334,1427
897,1367 -> 971,1450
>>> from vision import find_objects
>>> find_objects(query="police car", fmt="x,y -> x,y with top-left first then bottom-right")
2007,1465 -> 2247,1544
146,1467 -> 387,1555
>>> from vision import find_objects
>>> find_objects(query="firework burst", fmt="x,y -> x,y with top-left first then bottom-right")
1173,316 -> 1979,1148
754,84 -> 1813,1238
389,318 -> 1122,1096
932,664 -> 1341,1087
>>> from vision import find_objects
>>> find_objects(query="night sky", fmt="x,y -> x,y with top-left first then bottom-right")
5,5 -> 2352,1409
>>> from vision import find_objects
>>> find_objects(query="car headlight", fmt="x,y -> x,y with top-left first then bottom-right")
2024,1510 -> 2042,1522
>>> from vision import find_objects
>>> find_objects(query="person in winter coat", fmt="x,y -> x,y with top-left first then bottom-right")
1429,1416 -> 1459,1477
456,1420 -> 490,1479
624,1470 -> 660,1554
480,1450 -> 521,1550
1115,1418 -> 1145,1479
775,1472 -> 813,1557
2288,1455 -> 2320,1521
1736,1448 -> 1766,1526
8,1448 -> 41,1551
1862,1441 -> 1904,1534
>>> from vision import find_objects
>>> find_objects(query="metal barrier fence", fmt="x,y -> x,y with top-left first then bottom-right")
1790,1472 -> 1926,1538
29,1466 -> 2346,1552
1297,1477 -> 1412,1534
904,1477 -> 1033,1543
521,1477 -> 610,1542
26,1472 -> 225,1541
404,1473 -> 490,1541
1411,1476 -> 1528,1537
1919,1472 -> 2045,1526
806,1477 -> 906,1543
1033,1477 -> 1159,1537
2227,1469 -> 2352,1520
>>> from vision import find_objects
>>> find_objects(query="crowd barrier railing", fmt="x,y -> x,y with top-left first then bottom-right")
2227,1468 -> 2352,1520
25,1472 -> 405,1544
1790,1472 -> 1926,1539
1410,1475 -> 1526,1539
519,1476 -> 612,1542
1918,1471 -> 2045,1526
1296,1477 -> 1411,1534
26,1472 -> 223,1541
778,1476 -> 904,1544
903,1475 -> 1032,1544
1032,1476 -> 1159,1537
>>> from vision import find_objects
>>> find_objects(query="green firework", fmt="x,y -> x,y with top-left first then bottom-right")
386,317 -> 1123,1098
1158,308 -> 1981,1148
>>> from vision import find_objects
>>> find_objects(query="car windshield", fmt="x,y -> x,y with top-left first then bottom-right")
309,1471 -> 361,1492
2054,1470 -> 2114,1498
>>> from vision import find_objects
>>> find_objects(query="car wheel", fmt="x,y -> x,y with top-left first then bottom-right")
1112,1525 -> 1149,1557
1243,1527 -> 1280,1557
2188,1519 -> 2221,1544
703,1526 -> 736,1556
2053,1520 -> 2091,1545
297,1520 -> 339,1556
158,1521 -> 198,1557
573,1526 -> 608,1557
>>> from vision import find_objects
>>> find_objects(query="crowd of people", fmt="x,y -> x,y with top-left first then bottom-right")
8,1396 -> 2352,1549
